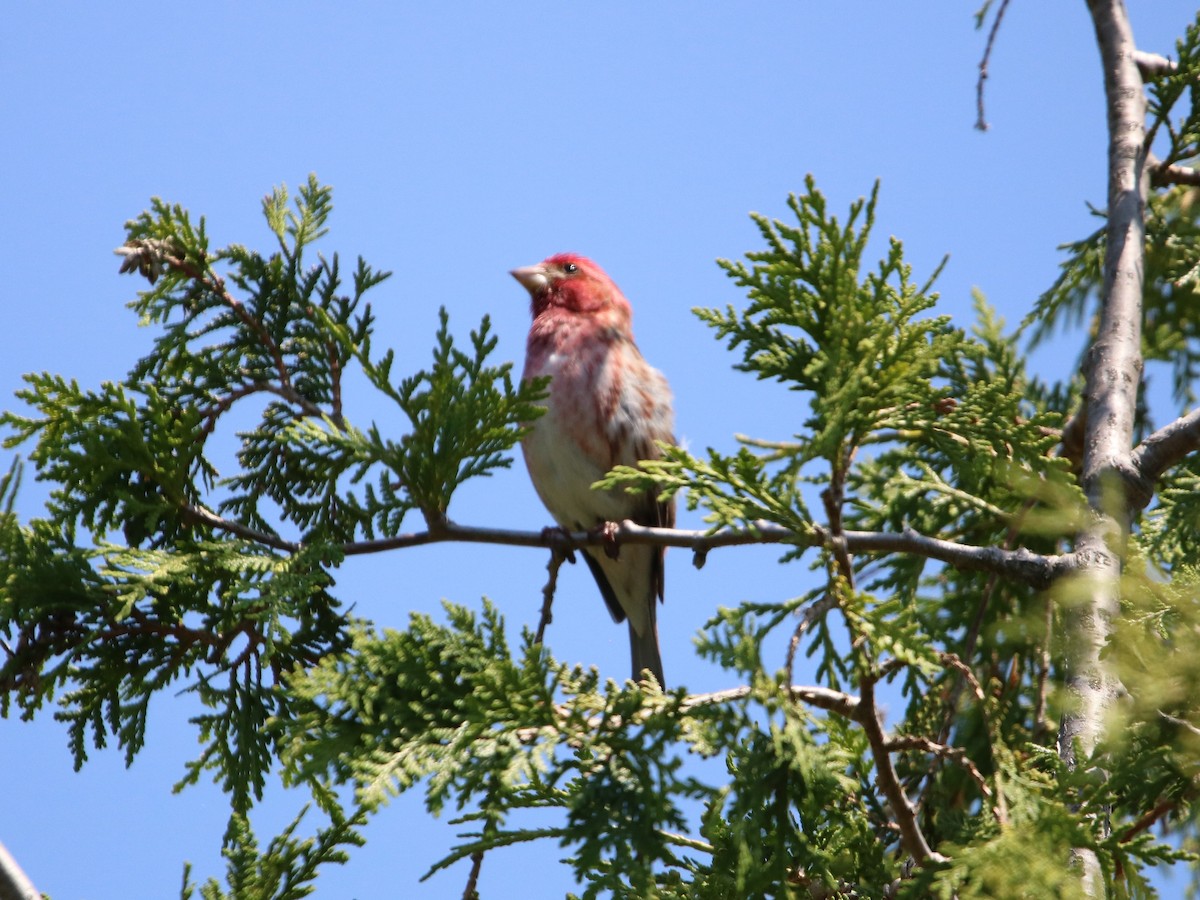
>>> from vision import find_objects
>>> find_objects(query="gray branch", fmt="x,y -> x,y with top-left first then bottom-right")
0,842 -> 38,900
1150,160 -> 1200,188
681,683 -> 861,719
1129,406 -> 1200,505
183,504 -> 1075,588
1133,50 -> 1178,79
1069,0 -> 1150,892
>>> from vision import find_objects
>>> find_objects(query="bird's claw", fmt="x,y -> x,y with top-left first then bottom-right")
540,526 -> 577,563
593,520 -> 622,560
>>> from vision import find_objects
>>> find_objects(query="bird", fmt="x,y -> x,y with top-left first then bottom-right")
511,253 -> 675,687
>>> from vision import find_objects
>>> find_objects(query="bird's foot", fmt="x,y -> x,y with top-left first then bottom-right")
593,520 -> 622,560
540,526 -> 577,564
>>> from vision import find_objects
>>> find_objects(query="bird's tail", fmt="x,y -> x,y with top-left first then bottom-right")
628,614 -> 664,688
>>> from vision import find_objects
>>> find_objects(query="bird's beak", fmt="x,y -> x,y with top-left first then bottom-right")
510,264 -> 550,295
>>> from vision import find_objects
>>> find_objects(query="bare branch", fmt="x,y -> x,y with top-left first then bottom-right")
1070,1 -> 1150,890
831,526 -> 1073,588
682,683 -> 861,719
975,0 -> 1013,131
661,831 -> 715,854
885,735 -> 996,812
859,675 -> 946,864
786,592 -> 840,691
1133,50 -> 1178,79
1129,406 -> 1200,506
0,840 -> 39,900
1119,797 -> 1177,844
180,504 -> 1076,589
535,543 -> 572,644
1149,156 -> 1200,188
1060,401 -> 1087,471
462,850 -> 484,900
182,504 -> 300,552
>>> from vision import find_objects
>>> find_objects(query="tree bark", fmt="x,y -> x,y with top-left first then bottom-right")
1063,0 -> 1148,892
0,842 -> 39,900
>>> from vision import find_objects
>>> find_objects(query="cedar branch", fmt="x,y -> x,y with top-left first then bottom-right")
180,505 -> 1077,588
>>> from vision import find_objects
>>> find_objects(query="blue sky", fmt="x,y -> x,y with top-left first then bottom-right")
2,3 -> 1196,898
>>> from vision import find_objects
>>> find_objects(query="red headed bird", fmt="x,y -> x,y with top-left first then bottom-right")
512,253 -> 675,686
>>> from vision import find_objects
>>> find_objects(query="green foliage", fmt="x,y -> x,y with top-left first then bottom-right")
0,177 -> 544,893
703,178 -> 955,463
5,133 -> 1200,897
180,807 -> 368,900
286,308 -> 546,536
277,600 -> 906,898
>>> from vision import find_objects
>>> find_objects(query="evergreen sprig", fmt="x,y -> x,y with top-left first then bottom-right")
5,161 -> 1200,897
0,177 -> 546,894
181,806 -> 368,900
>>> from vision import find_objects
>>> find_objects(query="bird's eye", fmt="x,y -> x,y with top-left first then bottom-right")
563,262 -> 578,275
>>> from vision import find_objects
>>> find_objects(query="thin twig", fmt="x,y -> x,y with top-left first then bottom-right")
659,831 -> 715,854
462,849 -> 484,900
165,253 -> 326,421
785,592 -> 839,691
1060,401 -> 1087,471
325,335 -> 345,428
975,0 -> 1013,131
924,499 -> 1033,796
1119,797 -> 1177,843
681,683 -> 861,719
511,682 -> 862,745
858,675 -> 945,864
535,545 -> 572,644
198,380 -> 320,438
1033,597 -> 1053,740
940,652 -> 986,702
885,735 -> 997,814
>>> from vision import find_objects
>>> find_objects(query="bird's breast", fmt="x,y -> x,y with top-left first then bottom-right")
522,335 -> 635,528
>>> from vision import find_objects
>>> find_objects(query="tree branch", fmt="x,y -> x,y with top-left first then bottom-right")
676,675 -> 946,867
514,683 -> 863,745
859,675 -> 945,865
681,683 -> 861,719
679,681 -> 952,863
885,735 -> 996,813
535,542 -> 572,644
1149,160 -> 1200,188
827,526 -> 1073,588
180,504 -> 1075,588
1133,50 -> 1178,79
0,841 -> 39,900
974,0 -> 1013,131
1129,406 -> 1200,506
462,850 -> 484,900
1070,1 -> 1149,891
1119,797 -> 1177,844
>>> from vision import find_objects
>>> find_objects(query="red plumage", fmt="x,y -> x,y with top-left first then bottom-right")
512,253 -> 675,686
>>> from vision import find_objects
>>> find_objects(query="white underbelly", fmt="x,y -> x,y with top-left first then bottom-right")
523,405 -> 629,529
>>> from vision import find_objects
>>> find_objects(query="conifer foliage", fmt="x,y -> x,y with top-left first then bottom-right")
5,6 -> 1200,899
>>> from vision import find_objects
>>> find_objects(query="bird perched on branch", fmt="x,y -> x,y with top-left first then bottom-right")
512,253 -> 675,687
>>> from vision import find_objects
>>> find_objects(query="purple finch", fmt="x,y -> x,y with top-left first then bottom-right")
512,253 -> 675,687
